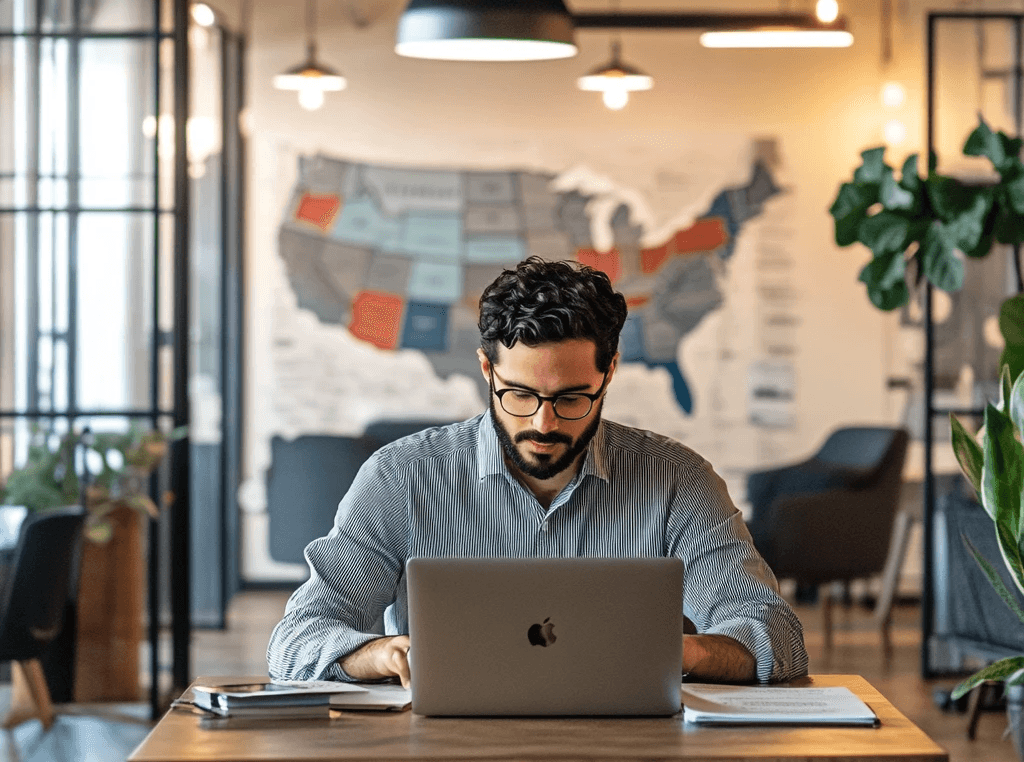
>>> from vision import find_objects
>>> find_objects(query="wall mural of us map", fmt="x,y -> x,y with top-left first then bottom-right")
278,154 -> 780,414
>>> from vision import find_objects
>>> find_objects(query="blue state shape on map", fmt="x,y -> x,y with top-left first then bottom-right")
400,302 -> 451,352
331,195 -> 401,248
465,236 -> 527,264
407,260 -> 463,303
399,213 -> 463,261
652,360 -> 692,414
618,313 -> 646,363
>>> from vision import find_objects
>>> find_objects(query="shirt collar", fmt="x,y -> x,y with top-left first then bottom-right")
476,409 -> 610,484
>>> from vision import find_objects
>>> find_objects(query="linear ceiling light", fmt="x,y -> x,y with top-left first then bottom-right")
395,0 -> 577,61
573,12 -> 853,49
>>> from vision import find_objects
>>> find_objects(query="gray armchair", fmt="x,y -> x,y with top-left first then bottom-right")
745,426 -> 910,651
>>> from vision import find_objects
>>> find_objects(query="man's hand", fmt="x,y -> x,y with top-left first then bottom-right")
339,635 -> 411,687
683,634 -> 757,683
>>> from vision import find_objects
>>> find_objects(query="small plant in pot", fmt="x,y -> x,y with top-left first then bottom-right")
949,368 -> 1024,758
0,425 -> 182,541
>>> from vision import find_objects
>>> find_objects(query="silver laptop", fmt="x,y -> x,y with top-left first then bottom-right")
406,557 -> 683,716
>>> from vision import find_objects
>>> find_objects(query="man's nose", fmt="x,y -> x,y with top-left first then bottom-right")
531,400 -> 560,433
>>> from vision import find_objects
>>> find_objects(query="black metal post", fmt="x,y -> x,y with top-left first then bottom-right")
170,0 -> 192,695
149,0 -> 164,720
922,11 -> 936,681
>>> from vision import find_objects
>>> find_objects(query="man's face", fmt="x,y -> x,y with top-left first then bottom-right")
478,340 -> 616,482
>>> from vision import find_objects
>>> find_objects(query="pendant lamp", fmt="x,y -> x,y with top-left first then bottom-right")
577,41 -> 652,110
395,0 -> 577,61
274,0 -> 346,110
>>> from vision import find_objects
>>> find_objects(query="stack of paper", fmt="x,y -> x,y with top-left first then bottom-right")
681,684 -> 879,727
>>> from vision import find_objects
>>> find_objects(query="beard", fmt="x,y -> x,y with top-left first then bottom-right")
490,397 -> 603,481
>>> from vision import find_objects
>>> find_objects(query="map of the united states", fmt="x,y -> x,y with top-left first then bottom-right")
278,154 -> 780,413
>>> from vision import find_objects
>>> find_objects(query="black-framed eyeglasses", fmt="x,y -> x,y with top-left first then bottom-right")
488,367 -> 609,421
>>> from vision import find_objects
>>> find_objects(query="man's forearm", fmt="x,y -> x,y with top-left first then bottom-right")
682,634 -> 757,683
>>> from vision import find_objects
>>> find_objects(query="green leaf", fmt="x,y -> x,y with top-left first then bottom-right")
982,404 -> 1024,585
945,192 -> 992,254
880,171 -> 915,211
858,211 -> 910,257
899,154 -> 921,192
1000,364 -> 1014,412
1005,173 -> 1024,215
1001,295 -> 1024,347
952,656 -> 1024,699
854,147 -> 888,184
994,205 -> 1024,245
1011,370 -> 1024,436
1003,345 -> 1024,395
962,533 -> 1024,623
858,251 -> 909,310
829,182 -> 876,246
926,176 -> 977,224
919,223 -> 964,292
950,414 -> 984,495
963,118 -> 1007,169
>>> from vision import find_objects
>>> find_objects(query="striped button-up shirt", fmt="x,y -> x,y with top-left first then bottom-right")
267,412 -> 808,683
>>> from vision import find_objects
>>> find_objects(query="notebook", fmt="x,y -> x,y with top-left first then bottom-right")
406,557 -> 683,716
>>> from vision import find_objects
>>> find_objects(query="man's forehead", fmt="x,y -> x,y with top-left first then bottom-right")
494,339 -> 601,376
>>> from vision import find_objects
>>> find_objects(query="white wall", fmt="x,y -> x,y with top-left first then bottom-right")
236,0 -> 1003,582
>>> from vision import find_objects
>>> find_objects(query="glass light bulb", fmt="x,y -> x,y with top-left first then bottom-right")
298,88 -> 326,110
191,2 -> 215,27
883,119 -> 907,146
881,81 -> 905,108
815,0 -> 839,23
602,89 -> 629,110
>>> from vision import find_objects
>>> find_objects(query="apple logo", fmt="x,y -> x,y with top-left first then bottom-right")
527,617 -> 556,647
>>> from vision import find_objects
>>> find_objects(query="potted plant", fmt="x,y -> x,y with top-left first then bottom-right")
948,369 -> 1024,759
829,118 -> 1024,757
0,424 -> 183,701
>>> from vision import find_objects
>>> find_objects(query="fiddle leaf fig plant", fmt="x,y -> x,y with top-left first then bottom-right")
829,118 -> 1024,382
949,366 -> 1024,698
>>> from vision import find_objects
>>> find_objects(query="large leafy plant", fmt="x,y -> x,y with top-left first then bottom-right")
0,426 -> 184,542
829,118 -> 1024,381
949,367 -> 1024,698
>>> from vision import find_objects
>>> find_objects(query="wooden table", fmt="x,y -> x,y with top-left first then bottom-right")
129,674 -> 948,762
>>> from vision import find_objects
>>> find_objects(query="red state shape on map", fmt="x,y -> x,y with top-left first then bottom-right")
295,193 -> 342,232
349,291 -> 404,350
640,217 -> 730,275
576,248 -> 622,283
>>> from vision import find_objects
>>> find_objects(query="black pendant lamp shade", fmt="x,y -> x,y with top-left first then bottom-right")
395,0 -> 578,61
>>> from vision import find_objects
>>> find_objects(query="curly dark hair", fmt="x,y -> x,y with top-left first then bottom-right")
478,256 -> 628,373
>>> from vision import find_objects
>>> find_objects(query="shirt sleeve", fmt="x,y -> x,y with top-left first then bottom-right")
266,447 -> 410,681
666,457 -> 809,683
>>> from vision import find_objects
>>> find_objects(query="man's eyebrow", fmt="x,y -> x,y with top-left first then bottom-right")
493,373 -> 594,395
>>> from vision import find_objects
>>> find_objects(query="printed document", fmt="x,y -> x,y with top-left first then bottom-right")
681,684 -> 879,726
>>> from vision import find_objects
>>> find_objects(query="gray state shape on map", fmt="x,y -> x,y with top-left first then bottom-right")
648,255 -> 724,340
556,191 -> 594,248
464,204 -> 523,234
463,262 -> 508,298
279,227 -> 348,324
526,230 -> 574,259
464,172 -> 517,204
522,204 -> 559,232
610,203 -> 643,279
299,154 -> 349,194
423,304 -> 486,390
365,253 -> 413,294
319,239 -> 373,302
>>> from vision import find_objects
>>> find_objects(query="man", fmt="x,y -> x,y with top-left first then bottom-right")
267,257 -> 808,688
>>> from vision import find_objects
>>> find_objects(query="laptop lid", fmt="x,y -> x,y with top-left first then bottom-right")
406,557 -> 683,716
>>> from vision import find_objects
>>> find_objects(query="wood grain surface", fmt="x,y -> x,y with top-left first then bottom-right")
129,674 -> 948,762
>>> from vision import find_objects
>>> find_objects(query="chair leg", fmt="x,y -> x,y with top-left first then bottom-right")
4,659 -> 55,730
821,585 -> 833,652
875,507 -> 914,642
966,680 -> 997,740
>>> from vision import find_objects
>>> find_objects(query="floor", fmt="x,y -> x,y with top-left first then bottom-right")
0,590 -> 1018,762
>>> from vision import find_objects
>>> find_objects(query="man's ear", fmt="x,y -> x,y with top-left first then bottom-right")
605,352 -> 620,385
477,348 -> 491,384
